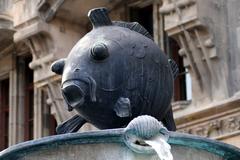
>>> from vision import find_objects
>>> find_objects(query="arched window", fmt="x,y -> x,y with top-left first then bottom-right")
166,37 -> 192,101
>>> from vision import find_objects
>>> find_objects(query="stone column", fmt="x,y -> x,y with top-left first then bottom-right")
8,56 -> 17,146
153,1 -> 165,50
16,57 -> 26,141
33,87 -> 43,139
9,56 -> 25,145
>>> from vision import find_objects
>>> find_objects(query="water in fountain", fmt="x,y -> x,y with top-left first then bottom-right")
144,134 -> 173,160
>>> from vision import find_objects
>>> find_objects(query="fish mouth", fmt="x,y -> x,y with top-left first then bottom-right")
61,76 -> 96,111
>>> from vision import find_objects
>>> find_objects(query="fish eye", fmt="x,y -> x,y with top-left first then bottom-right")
90,43 -> 109,61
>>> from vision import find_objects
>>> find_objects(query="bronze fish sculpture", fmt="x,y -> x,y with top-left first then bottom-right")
51,8 -> 178,134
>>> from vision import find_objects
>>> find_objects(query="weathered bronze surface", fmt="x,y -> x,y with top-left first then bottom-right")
51,7 -> 178,134
1,116 -> 240,160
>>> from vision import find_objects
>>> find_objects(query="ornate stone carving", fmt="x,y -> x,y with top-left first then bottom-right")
25,33 -> 54,70
178,113 -> 240,139
37,0 -> 65,22
223,117 -> 240,133
160,0 -> 219,103
23,29 -> 75,128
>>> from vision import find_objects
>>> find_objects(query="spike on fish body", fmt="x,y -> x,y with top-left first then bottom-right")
51,8 -> 179,134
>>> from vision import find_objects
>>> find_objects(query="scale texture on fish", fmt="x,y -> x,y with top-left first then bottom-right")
51,7 -> 179,134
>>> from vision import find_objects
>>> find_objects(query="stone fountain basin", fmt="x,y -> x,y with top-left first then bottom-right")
0,129 -> 239,160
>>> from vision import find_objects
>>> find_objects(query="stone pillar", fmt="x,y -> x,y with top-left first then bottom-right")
33,87 -> 43,139
8,57 -> 17,146
9,56 -> 25,145
34,86 -> 63,138
153,1 -> 165,49
16,57 -> 26,141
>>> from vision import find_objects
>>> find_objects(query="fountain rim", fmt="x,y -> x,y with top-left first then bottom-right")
0,129 -> 239,160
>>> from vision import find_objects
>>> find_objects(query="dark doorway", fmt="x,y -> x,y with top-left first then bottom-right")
0,79 -> 9,150
129,5 -> 153,37
20,56 -> 34,141
49,114 -> 57,135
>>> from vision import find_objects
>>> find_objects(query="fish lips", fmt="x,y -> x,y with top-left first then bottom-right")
61,80 -> 87,110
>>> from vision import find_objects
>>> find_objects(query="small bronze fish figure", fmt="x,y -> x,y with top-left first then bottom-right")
51,8 -> 178,134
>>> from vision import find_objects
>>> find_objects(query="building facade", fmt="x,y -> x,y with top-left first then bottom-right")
0,0 -> 239,150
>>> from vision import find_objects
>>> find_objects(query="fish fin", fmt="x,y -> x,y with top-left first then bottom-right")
51,58 -> 65,75
56,115 -> 86,134
168,59 -> 179,79
114,97 -> 132,118
113,21 -> 153,40
162,107 -> 176,131
88,8 -> 112,28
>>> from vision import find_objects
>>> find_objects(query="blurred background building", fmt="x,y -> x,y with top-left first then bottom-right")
0,0 -> 240,150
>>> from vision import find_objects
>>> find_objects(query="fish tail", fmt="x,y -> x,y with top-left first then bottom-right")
56,115 -> 86,134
